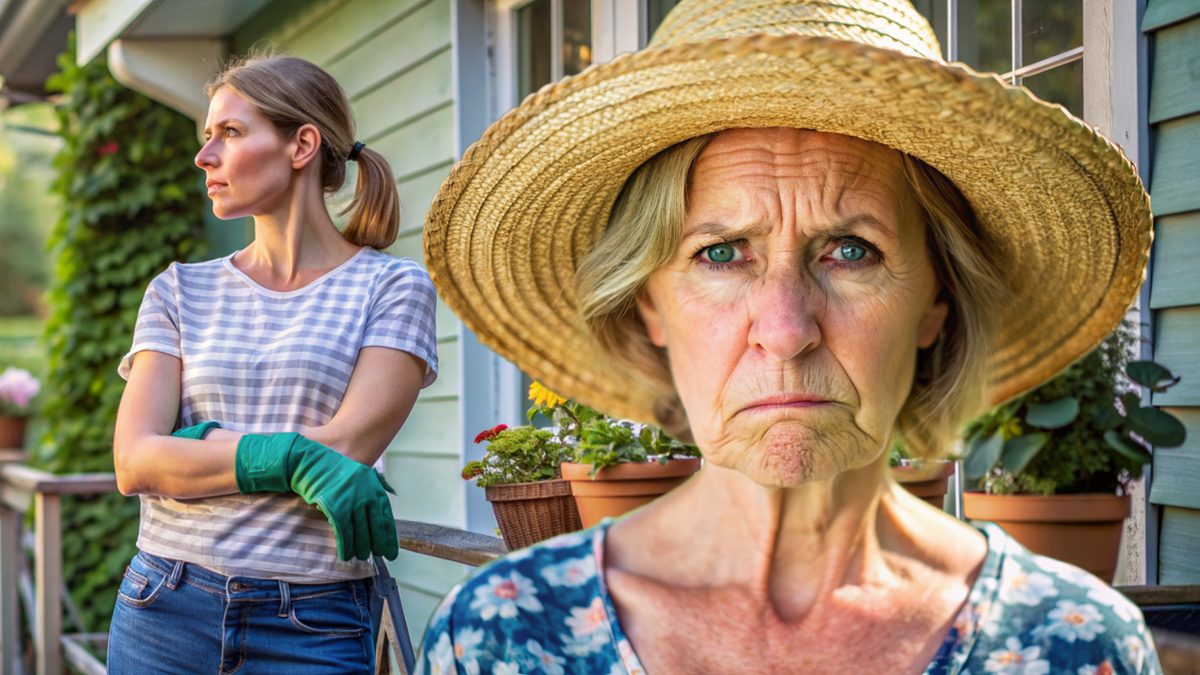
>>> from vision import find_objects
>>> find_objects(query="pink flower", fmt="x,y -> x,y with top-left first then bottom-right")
0,368 -> 40,410
97,142 -> 119,157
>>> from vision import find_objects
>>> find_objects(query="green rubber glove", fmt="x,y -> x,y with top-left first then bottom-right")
172,421 -> 222,440
234,433 -> 399,562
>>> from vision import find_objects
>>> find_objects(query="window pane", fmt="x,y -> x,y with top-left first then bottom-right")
518,0 -> 553,99
1023,58 -> 1083,118
910,0 -> 949,60
647,0 -> 684,39
957,0 -> 1011,74
563,0 -> 592,76
1022,0 -> 1082,67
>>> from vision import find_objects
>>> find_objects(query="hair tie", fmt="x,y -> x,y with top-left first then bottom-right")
347,141 -> 365,162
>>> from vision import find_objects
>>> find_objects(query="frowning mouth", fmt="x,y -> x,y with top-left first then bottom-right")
740,393 -> 832,414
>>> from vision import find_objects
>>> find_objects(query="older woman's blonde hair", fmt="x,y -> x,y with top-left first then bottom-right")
575,134 -> 1006,458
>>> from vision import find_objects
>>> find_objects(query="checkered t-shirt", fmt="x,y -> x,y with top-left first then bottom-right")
118,247 -> 439,582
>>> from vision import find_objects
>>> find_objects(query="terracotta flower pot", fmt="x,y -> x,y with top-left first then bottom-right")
891,460 -> 956,509
963,492 -> 1130,583
0,416 -> 27,449
561,458 -> 702,528
484,478 -> 583,551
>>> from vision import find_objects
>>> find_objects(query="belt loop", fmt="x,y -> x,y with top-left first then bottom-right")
278,580 -> 291,618
167,560 -> 184,591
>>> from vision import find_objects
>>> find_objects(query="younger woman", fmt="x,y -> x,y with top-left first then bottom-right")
109,53 -> 438,673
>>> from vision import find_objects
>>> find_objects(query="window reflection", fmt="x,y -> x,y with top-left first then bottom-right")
563,0 -> 592,76
518,0 -> 553,99
1024,58 -> 1083,118
1022,0 -> 1082,66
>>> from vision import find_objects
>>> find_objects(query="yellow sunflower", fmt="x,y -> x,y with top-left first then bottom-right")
528,381 -> 566,408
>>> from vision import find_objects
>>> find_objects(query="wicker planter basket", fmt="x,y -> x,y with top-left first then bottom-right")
484,479 -> 583,551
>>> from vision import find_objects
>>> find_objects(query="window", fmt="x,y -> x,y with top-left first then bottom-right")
914,0 -> 1084,117
512,0 -> 593,100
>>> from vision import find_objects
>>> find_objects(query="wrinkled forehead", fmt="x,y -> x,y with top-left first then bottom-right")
687,128 -> 914,220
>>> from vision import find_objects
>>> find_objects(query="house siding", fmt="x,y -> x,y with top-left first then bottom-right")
1142,0 -> 1200,584
234,0 -> 464,644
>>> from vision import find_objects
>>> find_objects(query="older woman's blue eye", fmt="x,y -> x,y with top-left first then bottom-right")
705,244 -> 737,263
832,243 -> 867,262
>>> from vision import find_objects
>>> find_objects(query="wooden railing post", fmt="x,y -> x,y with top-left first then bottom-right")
0,499 -> 21,675
35,492 -> 62,675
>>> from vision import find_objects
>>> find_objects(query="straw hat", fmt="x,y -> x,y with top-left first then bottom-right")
424,0 -> 1152,425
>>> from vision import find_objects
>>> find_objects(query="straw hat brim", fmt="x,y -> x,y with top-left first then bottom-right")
424,33 -> 1152,425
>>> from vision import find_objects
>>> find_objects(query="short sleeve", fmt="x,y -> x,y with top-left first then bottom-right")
118,267 -> 182,380
362,260 -> 439,388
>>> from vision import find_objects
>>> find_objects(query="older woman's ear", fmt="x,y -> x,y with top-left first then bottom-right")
917,297 -> 950,349
635,288 -> 668,347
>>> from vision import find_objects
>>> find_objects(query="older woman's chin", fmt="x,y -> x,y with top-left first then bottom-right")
704,422 -> 881,488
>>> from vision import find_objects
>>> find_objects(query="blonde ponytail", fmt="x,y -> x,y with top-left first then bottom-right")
207,50 -> 401,249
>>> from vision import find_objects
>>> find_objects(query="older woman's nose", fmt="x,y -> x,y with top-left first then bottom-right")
746,269 -> 823,362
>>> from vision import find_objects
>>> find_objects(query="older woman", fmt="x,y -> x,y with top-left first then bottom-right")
417,0 -> 1160,673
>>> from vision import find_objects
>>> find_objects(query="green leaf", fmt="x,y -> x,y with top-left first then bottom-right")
1124,404 -> 1188,447
1000,433 -> 1048,475
1126,361 -> 1181,392
964,431 -> 1004,480
1024,397 -> 1080,429
1104,430 -> 1153,465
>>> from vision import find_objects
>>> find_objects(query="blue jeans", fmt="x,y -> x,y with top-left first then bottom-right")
107,551 -> 376,674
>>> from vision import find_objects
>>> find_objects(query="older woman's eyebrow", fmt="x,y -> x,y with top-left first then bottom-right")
820,214 -> 900,243
681,221 -> 774,239
682,215 -> 899,242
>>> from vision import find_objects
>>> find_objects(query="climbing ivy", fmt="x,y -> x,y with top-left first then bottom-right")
39,38 -> 207,632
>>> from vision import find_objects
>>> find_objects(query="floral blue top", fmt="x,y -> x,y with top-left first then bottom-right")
417,521 -> 1162,675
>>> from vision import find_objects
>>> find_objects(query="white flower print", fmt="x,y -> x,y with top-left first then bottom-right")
430,584 -> 462,625
470,571 -> 544,621
428,632 -> 457,675
1032,600 -> 1106,643
545,531 -> 590,549
1031,555 -> 1094,587
1087,584 -> 1138,623
494,662 -> 523,675
1077,663 -> 1116,675
608,665 -> 626,675
541,556 -> 597,588
617,639 -> 647,675
453,627 -> 485,675
561,596 -> 610,656
984,637 -> 1051,675
525,639 -> 566,675
999,558 -> 1059,606
1119,634 -> 1146,672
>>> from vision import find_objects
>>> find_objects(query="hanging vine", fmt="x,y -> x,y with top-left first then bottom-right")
40,37 -> 207,632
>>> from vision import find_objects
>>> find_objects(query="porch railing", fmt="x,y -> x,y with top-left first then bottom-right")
0,450 -> 1196,675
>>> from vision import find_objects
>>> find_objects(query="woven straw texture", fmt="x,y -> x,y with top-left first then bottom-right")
485,479 -> 583,551
424,0 -> 1152,426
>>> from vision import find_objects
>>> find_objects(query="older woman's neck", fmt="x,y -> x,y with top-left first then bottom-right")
607,452 -> 972,622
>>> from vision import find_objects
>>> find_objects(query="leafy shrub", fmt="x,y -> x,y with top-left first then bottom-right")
962,322 -> 1185,495
463,425 -> 573,487
37,38 -> 207,632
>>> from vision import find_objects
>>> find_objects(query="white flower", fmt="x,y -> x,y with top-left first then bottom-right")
1086,584 -> 1137,623
560,596 -> 610,656
525,639 -> 566,675
0,368 -> 39,409
544,531 -> 590,549
428,633 -> 457,675
1077,663 -> 1116,675
454,627 -> 485,675
541,556 -> 597,587
1032,600 -> 1106,643
494,663 -> 523,675
470,571 -> 544,620
999,559 -> 1060,606
608,666 -> 626,675
984,637 -> 1051,675
430,585 -> 462,625
1119,635 -> 1146,672
1031,556 -> 1094,587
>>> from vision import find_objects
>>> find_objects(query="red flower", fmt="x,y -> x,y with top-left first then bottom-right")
474,424 -> 508,444
97,142 -> 119,157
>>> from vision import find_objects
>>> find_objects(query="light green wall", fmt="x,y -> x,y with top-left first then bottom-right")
235,0 -> 464,642
1143,2 -> 1200,584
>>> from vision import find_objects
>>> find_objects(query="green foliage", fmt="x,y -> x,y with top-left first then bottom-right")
963,322 -> 1187,495
463,426 -> 574,488
37,38 -> 207,632
0,104 -> 61,317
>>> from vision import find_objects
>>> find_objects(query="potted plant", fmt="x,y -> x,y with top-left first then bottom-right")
889,438 -> 956,509
960,323 -> 1186,581
462,424 -> 582,551
525,382 -> 704,528
0,367 -> 40,449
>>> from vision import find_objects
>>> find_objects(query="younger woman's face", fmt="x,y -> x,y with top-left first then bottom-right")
195,87 -> 297,219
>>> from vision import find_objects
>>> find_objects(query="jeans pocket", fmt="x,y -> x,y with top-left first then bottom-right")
288,588 -> 367,637
115,557 -> 167,609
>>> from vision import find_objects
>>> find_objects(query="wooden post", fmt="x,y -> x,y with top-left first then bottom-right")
0,503 -> 20,675
35,493 -> 61,675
